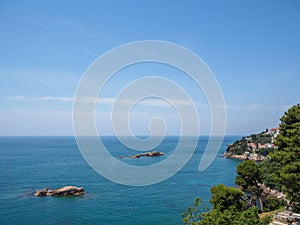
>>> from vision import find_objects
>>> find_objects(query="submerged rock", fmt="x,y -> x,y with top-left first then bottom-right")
35,186 -> 85,197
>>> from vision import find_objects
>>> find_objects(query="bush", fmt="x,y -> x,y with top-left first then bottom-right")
263,197 -> 285,212
258,148 -> 274,156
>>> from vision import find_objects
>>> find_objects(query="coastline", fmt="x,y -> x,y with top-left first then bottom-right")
223,151 -> 267,162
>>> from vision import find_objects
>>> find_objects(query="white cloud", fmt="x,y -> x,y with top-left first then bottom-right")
4,96 -> 200,107
5,96 -> 290,112
4,96 -> 28,101
4,96 -> 74,102
225,104 -> 290,111
2,97 -> 290,136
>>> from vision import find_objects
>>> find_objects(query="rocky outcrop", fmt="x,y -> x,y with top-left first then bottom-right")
119,151 -> 164,159
130,151 -> 164,158
259,183 -> 286,201
223,152 -> 267,162
223,152 -> 248,160
35,186 -> 85,197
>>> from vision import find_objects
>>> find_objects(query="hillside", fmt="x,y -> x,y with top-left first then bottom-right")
224,128 -> 279,161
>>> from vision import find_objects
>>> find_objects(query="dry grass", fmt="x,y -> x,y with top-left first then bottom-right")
259,207 -> 285,219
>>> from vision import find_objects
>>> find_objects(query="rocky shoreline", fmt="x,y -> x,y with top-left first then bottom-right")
223,151 -> 267,162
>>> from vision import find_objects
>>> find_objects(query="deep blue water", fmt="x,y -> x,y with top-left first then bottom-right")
0,136 -> 241,225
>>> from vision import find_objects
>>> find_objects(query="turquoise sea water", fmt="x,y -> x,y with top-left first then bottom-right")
0,136 -> 241,225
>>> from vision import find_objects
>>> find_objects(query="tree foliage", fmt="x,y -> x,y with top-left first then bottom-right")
183,104 -> 300,224
236,160 -> 264,211
263,197 -> 285,212
263,104 -> 300,210
210,184 -> 245,211
226,138 -> 248,155
182,185 -> 271,225
226,131 -> 273,156
182,198 -> 209,225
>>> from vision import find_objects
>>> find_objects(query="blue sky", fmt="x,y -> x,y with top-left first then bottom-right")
0,0 -> 299,135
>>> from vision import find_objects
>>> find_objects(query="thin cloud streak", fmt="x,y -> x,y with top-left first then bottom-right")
225,104 -> 290,111
5,96 -> 289,111
4,96 -> 199,107
4,96 -> 74,102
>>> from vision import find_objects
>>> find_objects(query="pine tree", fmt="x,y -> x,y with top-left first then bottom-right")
236,160 -> 264,211
271,104 -> 300,210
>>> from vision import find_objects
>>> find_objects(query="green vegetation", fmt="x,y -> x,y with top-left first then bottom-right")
260,103 -> 300,211
227,138 -> 248,155
258,147 -> 274,157
210,184 -> 245,211
259,158 -> 281,190
183,104 -> 300,224
236,160 -> 264,211
263,197 -> 285,212
226,130 -> 275,156
182,185 -> 271,225
250,133 -> 272,145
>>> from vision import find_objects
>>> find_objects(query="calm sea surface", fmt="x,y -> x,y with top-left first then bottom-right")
0,136 -> 241,225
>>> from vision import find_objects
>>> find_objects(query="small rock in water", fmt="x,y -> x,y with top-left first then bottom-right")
34,186 -> 85,197
34,188 -> 48,196
129,151 -> 164,159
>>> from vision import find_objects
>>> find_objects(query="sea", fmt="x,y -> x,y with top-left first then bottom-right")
0,136 -> 242,225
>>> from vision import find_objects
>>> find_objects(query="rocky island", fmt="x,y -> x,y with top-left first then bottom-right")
35,186 -> 85,197
119,151 -> 164,159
